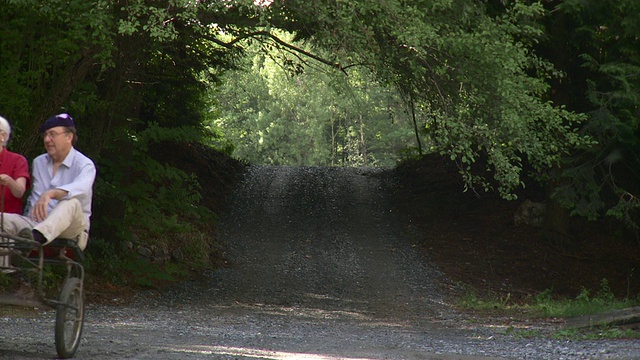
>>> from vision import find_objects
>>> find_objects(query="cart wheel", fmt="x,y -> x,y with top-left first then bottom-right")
55,277 -> 84,359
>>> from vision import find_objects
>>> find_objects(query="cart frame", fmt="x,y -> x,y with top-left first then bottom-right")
0,232 -> 86,359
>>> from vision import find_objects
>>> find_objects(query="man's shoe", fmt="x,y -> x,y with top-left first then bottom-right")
17,228 -> 47,245
17,228 -> 33,240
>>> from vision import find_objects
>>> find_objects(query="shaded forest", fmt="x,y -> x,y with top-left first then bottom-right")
0,0 -> 638,296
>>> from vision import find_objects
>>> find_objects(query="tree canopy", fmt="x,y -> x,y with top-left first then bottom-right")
0,0 -> 638,272
212,37 -> 417,167
214,0 -> 590,200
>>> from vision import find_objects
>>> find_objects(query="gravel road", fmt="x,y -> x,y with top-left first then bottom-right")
1,166 -> 639,359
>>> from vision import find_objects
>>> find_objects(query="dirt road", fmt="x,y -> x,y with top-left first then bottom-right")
1,166 -> 638,359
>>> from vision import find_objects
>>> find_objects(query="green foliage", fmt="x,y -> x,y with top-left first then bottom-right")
553,327 -> 640,340
458,292 -> 516,311
504,326 -> 543,339
552,164 -> 606,220
0,0 -> 116,156
535,280 -> 639,319
212,38 -> 417,166
460,279 -> 639,320
96,122 -> 216,241
258,0 -> 591,198
119,257 -> 185,288
606,193 -> 640,231
545,0 -> 640,228
171,230 -> 215,270
3,0 -> 639,286
0,273 -> 11,288
422,2 -> 588,199
561,280 -> 626,318
84,238 -> 123,284
85,237 -> 192,288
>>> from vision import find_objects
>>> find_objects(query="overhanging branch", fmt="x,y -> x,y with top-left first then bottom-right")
201,30 -> 350,74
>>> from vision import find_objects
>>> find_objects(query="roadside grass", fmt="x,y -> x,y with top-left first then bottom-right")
552,326 -> 640,340
459,279 -> 640,339
532,280 -> 639,318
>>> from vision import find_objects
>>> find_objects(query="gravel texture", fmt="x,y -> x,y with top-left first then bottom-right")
1,165 -> 640,359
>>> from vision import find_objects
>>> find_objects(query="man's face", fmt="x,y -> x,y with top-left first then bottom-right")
41,126 -> 72,159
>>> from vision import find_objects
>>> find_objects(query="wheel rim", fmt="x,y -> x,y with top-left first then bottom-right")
62,286 -> 83,349
56,277 -> 84,358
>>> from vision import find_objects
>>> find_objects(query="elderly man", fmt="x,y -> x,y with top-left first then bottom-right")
2,113 -> 96,250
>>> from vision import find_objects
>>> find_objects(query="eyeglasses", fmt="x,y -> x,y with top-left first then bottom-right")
41,130 -> 69,139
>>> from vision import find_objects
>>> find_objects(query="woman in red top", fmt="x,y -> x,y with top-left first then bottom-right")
0,115 -> 30,272
0,116 -> 30,213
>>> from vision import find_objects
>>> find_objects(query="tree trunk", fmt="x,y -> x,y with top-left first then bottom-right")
331,117 -> 336,166
409,97 -> 422,156
543,166 -> 574,248
359,113 -> 367,165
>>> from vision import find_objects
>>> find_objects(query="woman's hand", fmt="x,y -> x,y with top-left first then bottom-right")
0,174 -> 13,186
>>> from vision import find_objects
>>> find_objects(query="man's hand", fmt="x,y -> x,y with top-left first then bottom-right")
30,189 -> 69,222
31,192 -> 52,222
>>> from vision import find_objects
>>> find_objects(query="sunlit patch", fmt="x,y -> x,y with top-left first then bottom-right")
165,345 -> 376,360
228,302 -> 375,321
253,0 -> 273,7
303,293 -> 361,303
106,321 -> 150,329
193,301 -> 411,328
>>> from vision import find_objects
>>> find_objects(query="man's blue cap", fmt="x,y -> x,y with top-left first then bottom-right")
40,113 -> 75,134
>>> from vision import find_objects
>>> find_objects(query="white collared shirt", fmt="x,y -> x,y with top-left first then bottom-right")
25,147 -> 96,225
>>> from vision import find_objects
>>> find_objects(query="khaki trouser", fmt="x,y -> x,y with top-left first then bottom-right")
0,198 -> 89,270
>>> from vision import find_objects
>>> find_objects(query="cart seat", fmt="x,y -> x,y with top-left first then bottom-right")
29,238 -> 85,263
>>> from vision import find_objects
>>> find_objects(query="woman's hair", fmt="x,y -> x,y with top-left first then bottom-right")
0,116 -> 12,147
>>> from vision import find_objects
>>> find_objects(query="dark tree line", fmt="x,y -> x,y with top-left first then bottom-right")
0,0 -> 638,274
